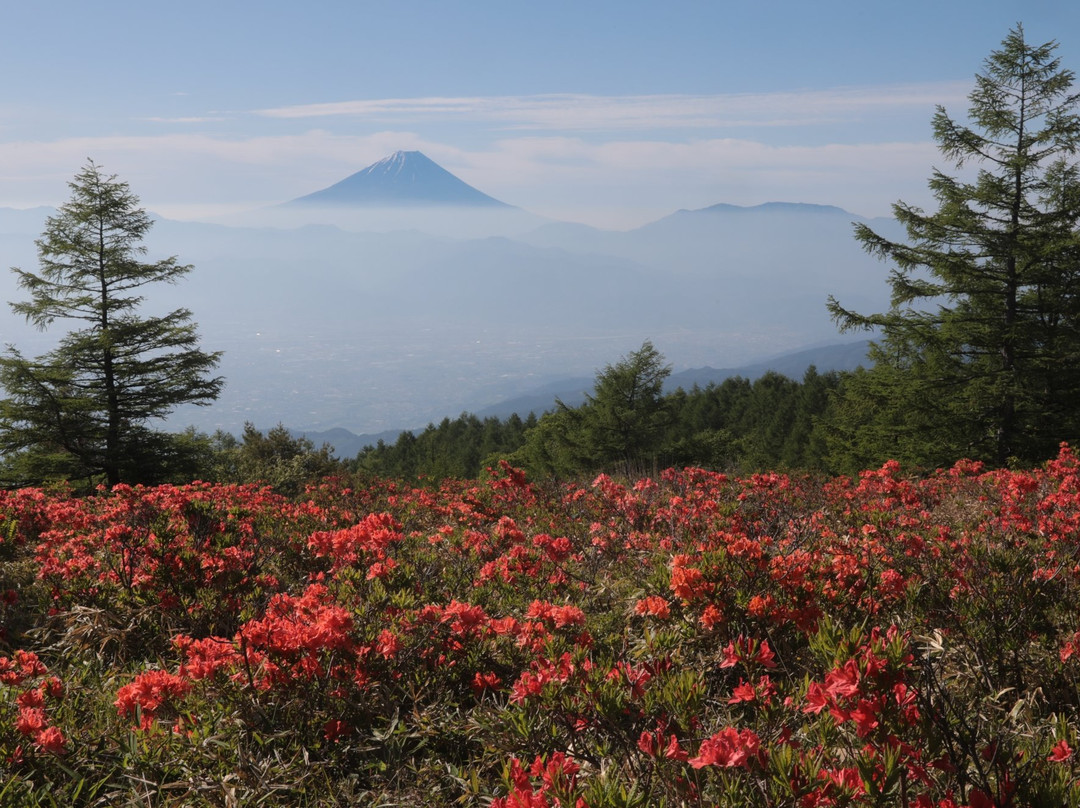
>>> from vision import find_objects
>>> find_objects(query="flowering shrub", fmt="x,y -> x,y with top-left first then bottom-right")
2,451 -> 1080,804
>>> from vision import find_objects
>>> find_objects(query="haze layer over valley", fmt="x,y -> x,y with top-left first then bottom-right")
0,152 -> 896,439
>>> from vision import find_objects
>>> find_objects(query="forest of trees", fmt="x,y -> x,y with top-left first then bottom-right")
351,351 -> 845,481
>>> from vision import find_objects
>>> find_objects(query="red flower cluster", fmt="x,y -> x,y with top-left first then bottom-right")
2,651 -> 66,755
115,670 -> 192,731
688,727 -> 762,769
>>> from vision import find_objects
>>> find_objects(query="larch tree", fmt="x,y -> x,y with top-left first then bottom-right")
0,161 -> 224,486
517,340 -> 671,477
828,25 -> 1080,466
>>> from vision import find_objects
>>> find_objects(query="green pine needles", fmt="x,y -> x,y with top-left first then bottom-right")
0,161 -> 223,487
828,25 -> 1080,467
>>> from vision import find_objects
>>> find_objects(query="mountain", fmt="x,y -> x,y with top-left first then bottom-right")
692,201 -> 851,217
285,150 -> 511,208
665,340 -> 872,389
519,201 -> 899,277
217,150 -> 542,236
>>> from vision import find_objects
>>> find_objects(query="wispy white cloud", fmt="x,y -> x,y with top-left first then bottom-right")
0,129 -> 945,227
0,131 -> 437,207
143,116 -> 227,124
458,137 -> 943,224
255,84 -> 970,131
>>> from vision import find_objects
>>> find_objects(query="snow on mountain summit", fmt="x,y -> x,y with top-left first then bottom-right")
286,151 -> 511,208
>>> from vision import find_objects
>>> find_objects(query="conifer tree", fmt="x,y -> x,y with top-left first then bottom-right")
828,25 -> 1080,465
0,161 -> 223,486
517,341 -> 671,476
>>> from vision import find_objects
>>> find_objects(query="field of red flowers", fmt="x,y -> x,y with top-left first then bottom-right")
3,450 -> 1080,806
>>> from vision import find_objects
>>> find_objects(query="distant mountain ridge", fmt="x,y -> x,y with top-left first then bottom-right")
693,201 -> 852,216
285,150 -> 511,208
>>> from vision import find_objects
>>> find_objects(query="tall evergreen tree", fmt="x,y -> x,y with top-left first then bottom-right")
517,341 -> 671,476
828,26 -> 1080,465
0,161 -> 224,486
579,340 -> 671,473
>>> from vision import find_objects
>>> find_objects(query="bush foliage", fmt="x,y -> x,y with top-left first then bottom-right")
3,451 -> 1080,805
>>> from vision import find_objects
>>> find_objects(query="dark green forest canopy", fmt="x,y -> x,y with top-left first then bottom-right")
351,358 -> 843,482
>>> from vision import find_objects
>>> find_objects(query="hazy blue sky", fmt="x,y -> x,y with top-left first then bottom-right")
2,0 -> 1077,227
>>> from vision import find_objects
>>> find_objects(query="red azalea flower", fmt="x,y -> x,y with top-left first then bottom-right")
34,726 -> 67,755
15,707 -> 47,736
16,688 -> 44,709
471,671 -> 502,694
699,604 -> 723,629
1049,739 -> 1074,762
637,730 -> 656,756
634,595 -> 671,619
375,629 -> 402,659
825,659 -> 860,700
728,679 -> 757,704
689,727 -> 761,769
804,681 -> 831,715
851,699 -> 880,737
664,734 -> 688,761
